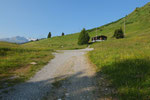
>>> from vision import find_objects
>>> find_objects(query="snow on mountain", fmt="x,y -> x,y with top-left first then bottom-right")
0,36 -> 29,44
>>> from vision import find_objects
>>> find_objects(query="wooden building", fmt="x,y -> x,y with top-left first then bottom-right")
92,35 -> 107,42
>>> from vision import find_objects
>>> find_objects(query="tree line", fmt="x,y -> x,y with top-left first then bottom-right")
47,27 -> 124,45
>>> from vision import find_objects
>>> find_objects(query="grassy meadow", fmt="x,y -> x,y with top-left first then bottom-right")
0,34 -> 87,89
0,42 -> 54,89
89,35 -> 150,100
88,2 -> 150,100
0,2 -> 150,99
22,33 -> 87,50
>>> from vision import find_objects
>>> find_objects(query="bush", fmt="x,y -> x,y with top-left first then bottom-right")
135,7 -> 139,11
113,28 -> 124,39
78,28 -> 90,45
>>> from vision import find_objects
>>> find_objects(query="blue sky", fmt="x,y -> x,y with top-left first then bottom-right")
0,0 -> 149,39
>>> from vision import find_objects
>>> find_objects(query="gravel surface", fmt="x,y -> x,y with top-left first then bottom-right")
1,48 -> 99,100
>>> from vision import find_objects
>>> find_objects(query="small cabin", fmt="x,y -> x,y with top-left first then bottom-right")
92,35 -> 107,42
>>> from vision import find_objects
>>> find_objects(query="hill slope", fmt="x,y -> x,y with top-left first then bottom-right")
0,33 -> 86,89
22,33 -> 87,50
22,2 -> 150,99
88,2 -> 150,100
87,2 -> 150,39
0,2 -> 150,99
23,2 -> 150,50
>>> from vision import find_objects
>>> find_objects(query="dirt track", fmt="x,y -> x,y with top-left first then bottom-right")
1,48 -> 100,100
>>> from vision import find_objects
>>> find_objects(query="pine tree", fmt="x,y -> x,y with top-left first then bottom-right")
78,28 -> 90,45
47,32 -> 51,38
62,32 -> 65,36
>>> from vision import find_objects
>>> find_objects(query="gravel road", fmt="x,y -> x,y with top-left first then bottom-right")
1,48 -> 99,100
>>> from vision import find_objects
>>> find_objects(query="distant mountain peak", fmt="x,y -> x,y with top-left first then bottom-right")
0,36 -> 29,44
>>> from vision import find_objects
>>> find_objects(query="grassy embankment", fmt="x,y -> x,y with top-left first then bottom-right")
88,2 -> 150,100
0,33 -> 86,89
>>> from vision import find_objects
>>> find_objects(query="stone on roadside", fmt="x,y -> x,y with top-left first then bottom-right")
30,62 -> 37,65
65,93 -> 69,97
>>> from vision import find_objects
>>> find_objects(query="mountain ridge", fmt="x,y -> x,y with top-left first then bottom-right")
0,36 -> 29,44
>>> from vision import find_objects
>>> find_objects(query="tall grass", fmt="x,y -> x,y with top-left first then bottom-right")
0,47 -> 53,74
0,42 -> 54,89
0,33 -> 87,89
89,34 -> 150,99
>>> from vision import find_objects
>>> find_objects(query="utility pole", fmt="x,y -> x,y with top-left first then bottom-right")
96,27 -> 98,36
124,17 -> 126,36
96,27 -> 98,39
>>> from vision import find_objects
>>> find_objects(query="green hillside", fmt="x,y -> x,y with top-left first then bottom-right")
88,2 -> 150,100
0,42 -> 53,89
87,2 -> 150,39
0,2 -> 150,99
22,33 -> 86,50
0,34 -> 86,89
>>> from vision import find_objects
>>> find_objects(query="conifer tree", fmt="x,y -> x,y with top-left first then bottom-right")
47,32 -> 51,38
62,32 -> 65,36
78,28 -> 90,45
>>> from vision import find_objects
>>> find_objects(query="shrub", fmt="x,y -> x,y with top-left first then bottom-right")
113,28 -> 124,39
135,7 -> 139,11
78,28 -> 90,45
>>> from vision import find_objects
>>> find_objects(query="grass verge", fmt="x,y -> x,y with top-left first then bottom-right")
88,35 -> 150,100
0,42 -> 54,90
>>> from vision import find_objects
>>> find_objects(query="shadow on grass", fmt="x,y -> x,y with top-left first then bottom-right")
100,58 -> 150,100
88,42 -> 94,45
